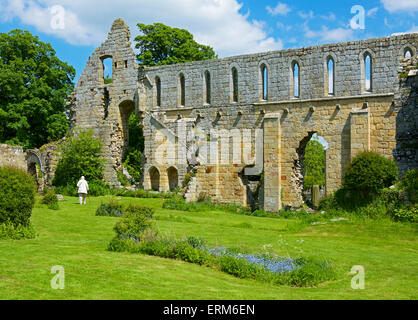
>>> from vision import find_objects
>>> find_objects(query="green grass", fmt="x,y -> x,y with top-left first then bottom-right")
0,195 -> 417,299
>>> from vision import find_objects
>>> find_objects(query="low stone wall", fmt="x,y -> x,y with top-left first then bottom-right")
0,144 -> 27,171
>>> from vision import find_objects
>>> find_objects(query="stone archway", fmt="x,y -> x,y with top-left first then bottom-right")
26,150 -> 45,191
167,166 -> 179,191
149,166 -> 160,191
292,132 -> 328,207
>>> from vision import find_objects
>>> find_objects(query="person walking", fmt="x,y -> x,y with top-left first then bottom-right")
77,176 -> 89,205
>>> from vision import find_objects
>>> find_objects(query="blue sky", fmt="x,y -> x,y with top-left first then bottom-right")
0,0 -> 417,82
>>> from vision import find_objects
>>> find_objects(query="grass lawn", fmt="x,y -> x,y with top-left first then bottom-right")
0,195 -> 417,300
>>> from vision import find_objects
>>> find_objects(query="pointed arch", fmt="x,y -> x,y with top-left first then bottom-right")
259,62 -> 269,101
291,60 -> 301,98
155,76 -> 161,107
327,56 -> 335,95
178,73 -> 185,106
231,66 -> 239,103
149,166 -> 160,191
167,166 -> 179,191
360,50 -> 374,93
204,70 -> 211,105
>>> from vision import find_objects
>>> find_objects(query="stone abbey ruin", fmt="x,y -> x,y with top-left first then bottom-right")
1,19 -> 416,212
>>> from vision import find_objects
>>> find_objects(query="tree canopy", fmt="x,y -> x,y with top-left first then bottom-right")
135,23 -> 217,66
53,130 -> 105,187
303,138 -> 326,189
0,29 -> 75,149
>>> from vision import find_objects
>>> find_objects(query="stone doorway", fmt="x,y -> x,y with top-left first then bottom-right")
167,167 -> 179,191
149,167 -> 160,191
292,132 -> 328,207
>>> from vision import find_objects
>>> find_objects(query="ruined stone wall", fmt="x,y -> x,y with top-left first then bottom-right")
394,55 -> 418,175
69,18 -> 417,211
141,33 -> 417,210
69,19 -> 139,186
0,144 -> 26,170
142,34 -> 417,108
39,140 -> 64,188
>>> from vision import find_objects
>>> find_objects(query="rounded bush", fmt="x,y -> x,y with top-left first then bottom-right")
343,152 -> 398,194
0,166 -> 36,226
96,200 -> 124,217
113,205 -> 155,241
41,188 -> 59,210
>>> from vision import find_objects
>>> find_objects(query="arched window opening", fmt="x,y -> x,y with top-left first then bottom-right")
404,49 -> 412,58
261,64 -> 268,100
167,167 -> 179,191
293,62 -> 300,98
364,53 -> 372,92
232,67 -> 238,103
327,58 -> 335,95
101,56 -> 113,84
149,167 -> 160,192
204,71 -> 211,104
155,76 -> 161,107
179,74 -> 185,106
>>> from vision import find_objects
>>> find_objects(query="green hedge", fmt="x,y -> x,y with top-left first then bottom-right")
0,166 -> 36,226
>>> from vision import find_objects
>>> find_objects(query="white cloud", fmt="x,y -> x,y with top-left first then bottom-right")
276,21 -> 291,31
298,10 -> 314,20
391,24 -> 418,35
381,0 -> 418,12
0,0 -> 283,57
266,2 -> 291,16
304,25 -> 354,42
320,12 -> 336,21
367,7 -> 379,17
408,25 -> 418,32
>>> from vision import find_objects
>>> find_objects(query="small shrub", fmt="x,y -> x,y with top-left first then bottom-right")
88,180 -> 113,196
137,237 -> 177,258
391,205 -> 418,223
0,221 -> 36,240
41,189 -> 59,210
343,152 -> 398,195
400,169 -> 418,203
96,199 -> 124,217
55,184 -> 78,197
175,241 -> 209,265
123,148 -> 143,183
219,255 -> 263,279
113,205 -> 155,242
116,169 -> 131,187
286,258 -> 335,287
318,193 -> 339,210
182,171 -> 196,187
186,236 -> 207,249
114,188 -> 176,200
0,166 -> 36,226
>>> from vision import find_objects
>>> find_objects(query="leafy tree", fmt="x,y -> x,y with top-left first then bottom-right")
53,130 -> 105,187
0,30 -> 75,149
135,23 -> 217,66
123,113 -> 144,183
303,138 -> 325,189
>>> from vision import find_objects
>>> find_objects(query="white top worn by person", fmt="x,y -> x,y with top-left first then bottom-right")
77,176 -> 89,194
77,176 -> 89,205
